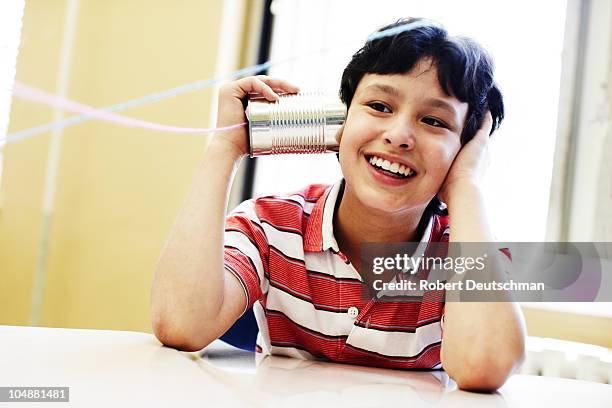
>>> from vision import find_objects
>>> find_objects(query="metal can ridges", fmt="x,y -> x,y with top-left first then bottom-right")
247,92 -> 346,156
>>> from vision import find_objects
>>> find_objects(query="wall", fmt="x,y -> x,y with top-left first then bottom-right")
0,0 -> 229,332
524,308 -> 612,348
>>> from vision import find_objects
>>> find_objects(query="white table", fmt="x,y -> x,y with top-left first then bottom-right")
1,325 -> 611,407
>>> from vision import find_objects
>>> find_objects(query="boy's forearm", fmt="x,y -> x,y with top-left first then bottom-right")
441,182 -> 526,391
445,182 -> 493,242
150,138 -> 243,344
441,301 -> 525,391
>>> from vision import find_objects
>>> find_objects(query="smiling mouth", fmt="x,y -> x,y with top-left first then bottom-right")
365,155 -> 417,179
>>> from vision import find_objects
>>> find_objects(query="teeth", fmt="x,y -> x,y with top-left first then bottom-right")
368,155 -> 415,177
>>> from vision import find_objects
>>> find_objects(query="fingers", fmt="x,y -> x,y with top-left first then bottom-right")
256,75 -> 300,94
235,76 -> 300,102
236,77 -> 277,102
471,111 -> 493,145
480,111 -> 494,137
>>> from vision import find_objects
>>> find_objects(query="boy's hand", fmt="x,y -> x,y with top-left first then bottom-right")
214,75 -> 300,158
438,112 -> 494,204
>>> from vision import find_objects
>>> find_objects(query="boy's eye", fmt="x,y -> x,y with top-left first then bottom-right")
422,117 -> 448,128
368,102 -> 391,113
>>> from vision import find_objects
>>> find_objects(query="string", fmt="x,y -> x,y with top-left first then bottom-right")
366,19 -> 441,41
11,82 -> 246,134
2,21 -> 433,144
2,60 -> 274,144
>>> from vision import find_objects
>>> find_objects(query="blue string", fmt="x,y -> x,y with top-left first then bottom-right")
2,21 -> 435,145
366,20 -> 440,41
2,60 -> 274,144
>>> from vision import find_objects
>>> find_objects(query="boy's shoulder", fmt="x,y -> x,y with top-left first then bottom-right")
231,183 -> 335,219
253,183 -> 333,207
234,183 -> 335,238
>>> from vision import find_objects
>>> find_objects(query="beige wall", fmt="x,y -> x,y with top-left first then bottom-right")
0,0 -> 229,332
523,308 -> 612,348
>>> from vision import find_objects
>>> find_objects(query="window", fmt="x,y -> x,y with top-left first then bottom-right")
0,0 -> 25,189
255,0 -> 568,242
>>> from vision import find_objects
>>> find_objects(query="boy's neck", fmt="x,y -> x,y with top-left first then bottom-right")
333,183 -> 427,275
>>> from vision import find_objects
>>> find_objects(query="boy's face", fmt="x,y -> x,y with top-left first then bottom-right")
338,59 -> 468,215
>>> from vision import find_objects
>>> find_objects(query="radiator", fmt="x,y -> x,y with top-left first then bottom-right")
522,337 -> 612,384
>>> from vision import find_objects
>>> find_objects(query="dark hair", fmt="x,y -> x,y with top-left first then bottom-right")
338,17 -> 504,219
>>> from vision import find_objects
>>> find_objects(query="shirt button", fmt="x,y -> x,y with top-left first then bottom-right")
348,306 -> 359,319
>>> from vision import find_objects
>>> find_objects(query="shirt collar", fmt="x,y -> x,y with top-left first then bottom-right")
304,178 -> 434,252
304,179 -> 344,252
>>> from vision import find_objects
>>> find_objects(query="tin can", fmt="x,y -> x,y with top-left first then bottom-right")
246,92 -> 346,157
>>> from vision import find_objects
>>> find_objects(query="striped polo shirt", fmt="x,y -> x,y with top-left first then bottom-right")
223,179 -> 449,369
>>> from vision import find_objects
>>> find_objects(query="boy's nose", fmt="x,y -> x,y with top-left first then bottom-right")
383,121 -> 415,150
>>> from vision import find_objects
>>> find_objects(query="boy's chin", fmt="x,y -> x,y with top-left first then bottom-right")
354,185 -> 422,214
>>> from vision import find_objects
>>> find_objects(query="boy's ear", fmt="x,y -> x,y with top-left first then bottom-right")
335,123 -> 345,144
335,124 -> 344,163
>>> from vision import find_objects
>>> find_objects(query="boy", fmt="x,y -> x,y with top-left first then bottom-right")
151,18 -> 526,391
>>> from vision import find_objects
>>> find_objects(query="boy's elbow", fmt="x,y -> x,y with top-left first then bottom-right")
152,316 -> 210,352
453,365 -> 508,392
451,351 -> 525,392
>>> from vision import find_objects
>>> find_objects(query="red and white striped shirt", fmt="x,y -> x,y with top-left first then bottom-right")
223,179 -> 450,369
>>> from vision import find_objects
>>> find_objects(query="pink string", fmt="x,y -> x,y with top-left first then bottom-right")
12,82 -> 247,134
